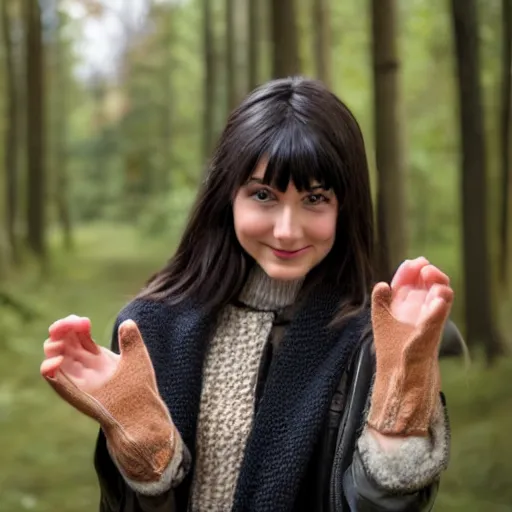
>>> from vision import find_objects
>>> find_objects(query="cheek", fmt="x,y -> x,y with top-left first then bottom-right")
307,212 -> 338,243
233,199 -> 270,245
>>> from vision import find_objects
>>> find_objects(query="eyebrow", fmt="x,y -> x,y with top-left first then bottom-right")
247,177 -> 326,191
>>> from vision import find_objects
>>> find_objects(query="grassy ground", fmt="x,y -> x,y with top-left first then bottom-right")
0,225 -> 511,511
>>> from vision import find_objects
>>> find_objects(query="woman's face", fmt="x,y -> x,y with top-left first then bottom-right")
233,160 -> 339,281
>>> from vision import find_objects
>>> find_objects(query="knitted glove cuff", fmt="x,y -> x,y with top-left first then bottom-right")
107,428 -> 191,495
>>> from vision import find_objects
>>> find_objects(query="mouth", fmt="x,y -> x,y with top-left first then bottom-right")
269,246 -> 311,260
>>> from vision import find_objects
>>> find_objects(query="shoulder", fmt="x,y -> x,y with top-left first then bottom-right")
115,297 -> 174,325
110,297 -> 211,353
109,298 -> 172,352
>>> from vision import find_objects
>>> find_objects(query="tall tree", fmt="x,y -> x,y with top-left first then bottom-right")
451,0 -> 506,361
248,0 -> 260,91
226,0 -> 237,111
371,0 -> 407,281
270,0 -> 300,78
499,0 -> 512,286
312,0 -> 331,88
51,5 -> 72,250
25,0 -> 46,259
203,0 -> 215,162
158,3 -> 174,192
1,0 -> 19,262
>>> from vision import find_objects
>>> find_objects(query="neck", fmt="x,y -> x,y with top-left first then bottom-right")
238,265 -> 304,311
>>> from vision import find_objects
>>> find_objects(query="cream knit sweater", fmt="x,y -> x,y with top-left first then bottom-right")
190,268 -> 303,511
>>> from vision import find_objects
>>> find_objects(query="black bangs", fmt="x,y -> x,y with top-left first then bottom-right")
140,77 -> 373,319
234,115 -> 343,195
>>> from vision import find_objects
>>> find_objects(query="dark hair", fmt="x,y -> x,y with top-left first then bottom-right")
139,77 -> 374,322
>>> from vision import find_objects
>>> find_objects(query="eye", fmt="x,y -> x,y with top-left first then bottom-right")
251,188 -> 275,202
304,193 -> 328,205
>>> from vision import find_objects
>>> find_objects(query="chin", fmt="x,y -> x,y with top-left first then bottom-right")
260,262 -> 309,281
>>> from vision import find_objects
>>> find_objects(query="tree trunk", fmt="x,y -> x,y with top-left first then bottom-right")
248,0 -> 259,91
312,0 -> 331,88
270,0 -> 300,78
450,0 -> 506,362
203,0 -> 215,162
226,0 -> 237,111
371,0 -> 407,282
25,0 -> 46,260
499,0 -> 511,286
161,5 -> 173,192
1,0 -> 19,263
53,7 -> 72,251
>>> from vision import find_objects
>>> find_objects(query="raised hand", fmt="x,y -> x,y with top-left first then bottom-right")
40,315 -> 120,394
368,257 -> 454,437
374,256 -> 454,328
41,317 -> 182,487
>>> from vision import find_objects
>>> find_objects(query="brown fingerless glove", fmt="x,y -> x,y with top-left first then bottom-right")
367,283 -> 447,437
45,320 -> 180,485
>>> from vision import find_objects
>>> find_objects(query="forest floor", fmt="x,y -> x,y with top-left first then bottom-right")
0,225 -> 511,511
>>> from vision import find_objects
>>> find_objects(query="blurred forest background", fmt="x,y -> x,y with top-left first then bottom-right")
0,0 -> 511,510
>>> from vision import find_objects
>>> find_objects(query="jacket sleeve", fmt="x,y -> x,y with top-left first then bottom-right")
341,390 -> 449,512
342,450 -> 438,512
335,329 -> 449,512
343,398 -> 449,512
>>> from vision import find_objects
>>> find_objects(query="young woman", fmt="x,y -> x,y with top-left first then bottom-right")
41,77 -> 452,512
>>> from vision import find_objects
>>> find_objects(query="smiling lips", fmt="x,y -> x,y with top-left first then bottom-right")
270,246 -> 311,259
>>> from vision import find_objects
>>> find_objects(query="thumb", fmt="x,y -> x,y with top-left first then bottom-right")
117,320 -> 145,355
371,282 -> 392,309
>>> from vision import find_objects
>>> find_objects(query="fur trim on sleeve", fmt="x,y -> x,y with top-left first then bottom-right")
357,398 -> 450,493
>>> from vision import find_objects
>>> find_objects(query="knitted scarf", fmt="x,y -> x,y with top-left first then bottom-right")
101,283 -> 368,512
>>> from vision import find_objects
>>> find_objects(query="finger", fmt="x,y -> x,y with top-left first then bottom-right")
426,297 -> 452,325
61,329 -> 82,350
78,332 -> 100,355
426,283 -> 454,307
391,257 -> 430,289
118,320 -> 144,355
74,318 -> 100,355
420,264 -> 450,287
50,317 -> 93,354
418,285 -> 453,325
372,282 -> 392,308
40,355 -> 64,379
49,315 -> 82,341
43,339 -> 65,358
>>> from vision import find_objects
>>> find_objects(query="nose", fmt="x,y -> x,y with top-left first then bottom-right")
273,206 -> 302,242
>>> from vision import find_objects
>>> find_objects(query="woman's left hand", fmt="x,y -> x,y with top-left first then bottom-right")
388,257 -> 453,328
366,256 -> 454,442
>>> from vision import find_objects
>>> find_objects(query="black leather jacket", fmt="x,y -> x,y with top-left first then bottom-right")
95,333 -> 440,512
322,334 -> 438,511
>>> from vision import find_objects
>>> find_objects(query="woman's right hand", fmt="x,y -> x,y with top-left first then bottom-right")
41,316 -> 183,487
40,315 -> 120,394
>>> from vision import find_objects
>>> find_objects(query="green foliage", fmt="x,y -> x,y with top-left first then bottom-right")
437,356 -> 512,510
137,186 -> 197,237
